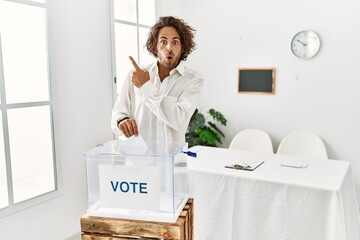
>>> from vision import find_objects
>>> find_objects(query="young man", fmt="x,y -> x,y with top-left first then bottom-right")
111,16 -> 204,143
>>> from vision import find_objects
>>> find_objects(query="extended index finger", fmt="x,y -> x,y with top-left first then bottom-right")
129,56 -> 141,71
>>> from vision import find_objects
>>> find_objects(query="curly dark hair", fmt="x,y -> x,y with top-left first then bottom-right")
146,16 -> 196,61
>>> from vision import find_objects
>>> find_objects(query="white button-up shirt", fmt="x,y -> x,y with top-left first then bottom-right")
111,61 -> 204,143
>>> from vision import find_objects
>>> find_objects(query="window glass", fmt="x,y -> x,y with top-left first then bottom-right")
138,0 -> 156,26
7,106 -> 55,203
139,27 -> 155,66
114,23 -> 138,93
0,1 -> 49,104
0,115 -> 8,209
111,0 -> 156,96
114,0 -> 137,23
0,0 -> 56,215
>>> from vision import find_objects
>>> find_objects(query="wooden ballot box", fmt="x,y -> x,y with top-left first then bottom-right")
81,198 -> 193,240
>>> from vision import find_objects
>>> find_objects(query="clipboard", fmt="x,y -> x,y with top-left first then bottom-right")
225,160 -> 264,171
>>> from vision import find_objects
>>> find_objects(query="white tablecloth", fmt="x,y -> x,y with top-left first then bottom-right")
187,146 -> 360,240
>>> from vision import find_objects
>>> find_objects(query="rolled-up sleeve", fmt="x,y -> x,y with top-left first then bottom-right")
111,72 -> 132,136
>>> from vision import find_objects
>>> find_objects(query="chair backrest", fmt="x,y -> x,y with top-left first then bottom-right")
277,131 -> 328,159
229,129 -> 274,154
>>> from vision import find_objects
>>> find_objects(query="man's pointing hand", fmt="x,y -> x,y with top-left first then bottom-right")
129,56 -> 150,88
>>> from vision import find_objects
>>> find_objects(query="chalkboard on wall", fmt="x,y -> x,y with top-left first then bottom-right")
238,68 -> 275,94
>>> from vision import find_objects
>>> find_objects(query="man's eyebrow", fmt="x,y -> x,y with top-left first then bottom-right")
159,36 -> 180,40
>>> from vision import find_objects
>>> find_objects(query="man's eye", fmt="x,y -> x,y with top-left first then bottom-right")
160,40 -> 167,45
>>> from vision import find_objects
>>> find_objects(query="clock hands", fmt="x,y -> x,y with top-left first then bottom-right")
291,30 -> 320,59
297,39 -> 307,47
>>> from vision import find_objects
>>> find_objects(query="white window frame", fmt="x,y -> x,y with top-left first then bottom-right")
0,0 -> 59,218
109,0 -> 157,105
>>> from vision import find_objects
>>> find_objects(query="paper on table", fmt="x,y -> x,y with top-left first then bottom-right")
225,158 -> 264,171
280,158 -> 308,168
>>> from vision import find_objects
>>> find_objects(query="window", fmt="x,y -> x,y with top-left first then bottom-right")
110,0 -> 156,94
0,0 -> 57,216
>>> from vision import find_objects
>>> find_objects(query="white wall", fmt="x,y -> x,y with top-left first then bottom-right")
0,0 -> 113,239
157,0 -> 360,201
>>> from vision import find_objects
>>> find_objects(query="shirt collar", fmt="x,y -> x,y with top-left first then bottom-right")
173,61 -> 185,76
150,60 -> 186,77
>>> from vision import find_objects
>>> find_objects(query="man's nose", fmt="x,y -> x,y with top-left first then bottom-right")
166,43 -> 173,51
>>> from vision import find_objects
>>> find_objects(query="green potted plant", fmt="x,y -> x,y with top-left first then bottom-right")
186,108 -> 227,148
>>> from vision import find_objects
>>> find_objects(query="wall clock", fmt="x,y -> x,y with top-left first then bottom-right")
291,30 -> 321,59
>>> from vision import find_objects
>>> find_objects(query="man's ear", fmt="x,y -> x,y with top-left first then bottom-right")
153,48 -> 158,57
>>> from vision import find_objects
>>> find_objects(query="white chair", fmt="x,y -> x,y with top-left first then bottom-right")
277,131 -> 328,159
229,129 -> 274,154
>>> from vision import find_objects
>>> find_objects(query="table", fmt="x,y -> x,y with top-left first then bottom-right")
187,146 -> 360,240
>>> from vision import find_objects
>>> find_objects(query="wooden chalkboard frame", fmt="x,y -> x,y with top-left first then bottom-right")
238,68 -> 275,94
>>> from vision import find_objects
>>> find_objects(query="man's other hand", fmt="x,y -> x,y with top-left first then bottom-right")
118,118 -> 139,138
